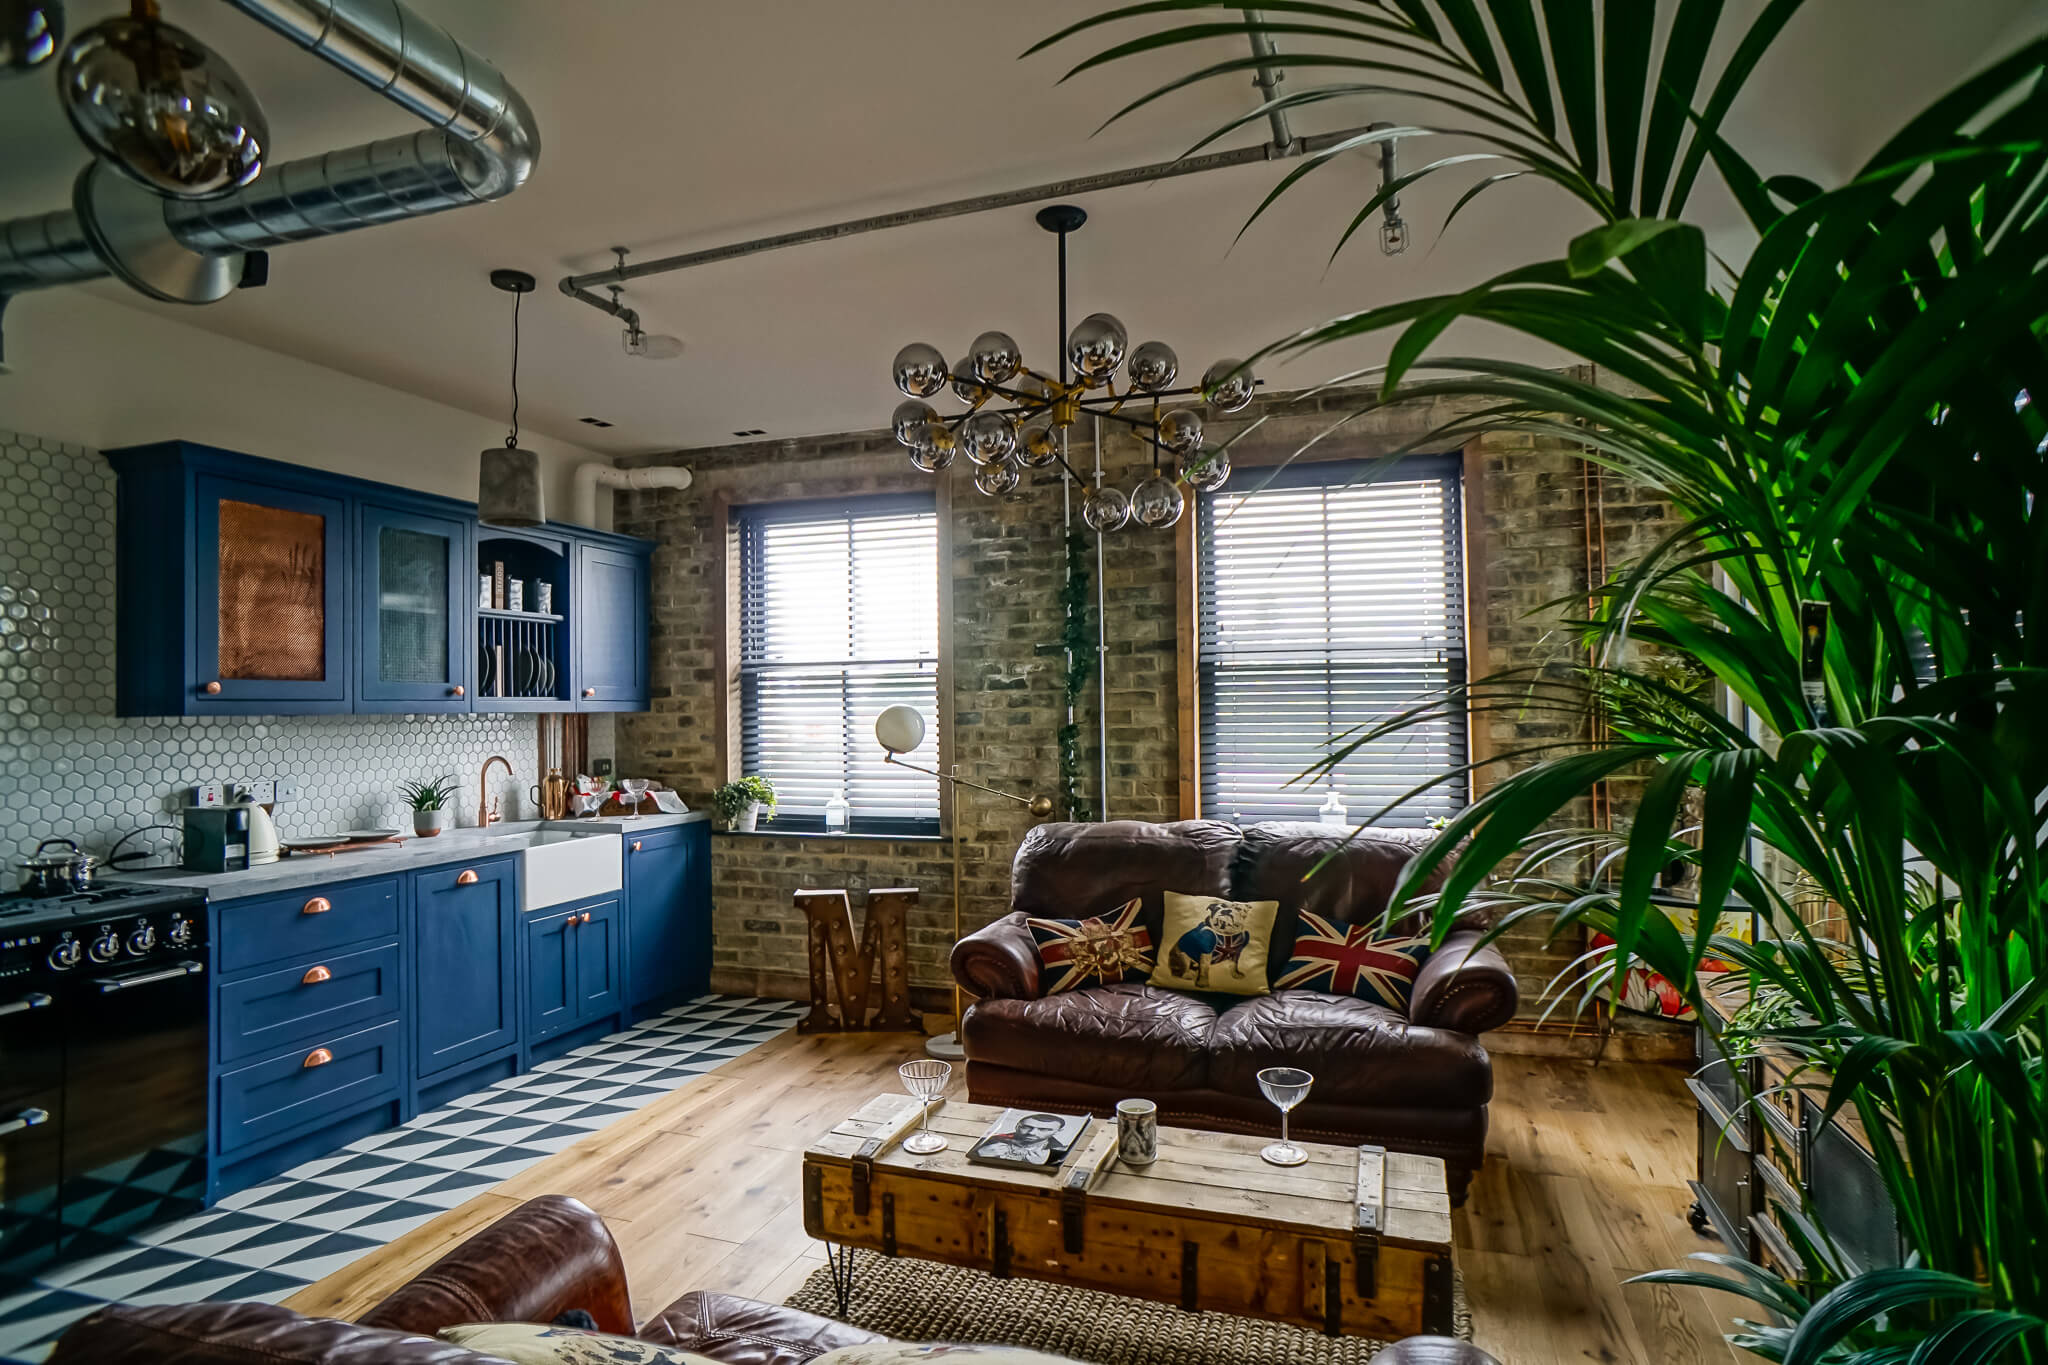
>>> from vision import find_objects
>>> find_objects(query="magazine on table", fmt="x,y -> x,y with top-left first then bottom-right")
965,1108 -> 1091,1171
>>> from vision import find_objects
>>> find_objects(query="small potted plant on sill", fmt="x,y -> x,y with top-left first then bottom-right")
398,775 -> 459,837
713,776 -> 776,832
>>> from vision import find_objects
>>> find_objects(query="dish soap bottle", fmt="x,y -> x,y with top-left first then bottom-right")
824,790 -> 850,833
1317,785 -> 1348,829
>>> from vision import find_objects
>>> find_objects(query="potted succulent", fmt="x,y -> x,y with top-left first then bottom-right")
398,775 -> 459,837
712,776 -> 776,832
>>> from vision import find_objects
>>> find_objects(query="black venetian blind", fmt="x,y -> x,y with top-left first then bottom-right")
738,494 -> 940,834
1197,455 -> 1467,826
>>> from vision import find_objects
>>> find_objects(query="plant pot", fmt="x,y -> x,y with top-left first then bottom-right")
413,809 -> 445,838
734,801 -> 760,833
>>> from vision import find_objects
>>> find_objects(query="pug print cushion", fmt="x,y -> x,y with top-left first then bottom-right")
1147,891 -> 1277,996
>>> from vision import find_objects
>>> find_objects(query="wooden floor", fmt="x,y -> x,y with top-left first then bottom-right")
286,1029 -> 1743,1364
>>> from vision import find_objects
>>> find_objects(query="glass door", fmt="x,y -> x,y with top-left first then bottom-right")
358,502 -> 470,712
192,476 -> 348,709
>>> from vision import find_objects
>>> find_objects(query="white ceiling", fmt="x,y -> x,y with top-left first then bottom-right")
0,0 -> 2034,455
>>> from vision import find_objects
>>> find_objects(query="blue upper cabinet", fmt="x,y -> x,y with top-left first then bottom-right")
359,502 -> 473,713
105,442 -> 651,717
573,541 -> 650,712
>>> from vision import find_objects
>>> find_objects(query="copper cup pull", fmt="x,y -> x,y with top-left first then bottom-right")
452,685 -> 466,697
302,1048 -> 333,1068
203,681 -> 222,695
631,840 -> 642,852
456,869 -> 479,886
580,912 -> 593,925
301,965 -> 332,985
302,896 -> 331,915
583,688 -> 596,698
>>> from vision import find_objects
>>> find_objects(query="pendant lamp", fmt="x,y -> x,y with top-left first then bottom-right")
479,268 -> 545,527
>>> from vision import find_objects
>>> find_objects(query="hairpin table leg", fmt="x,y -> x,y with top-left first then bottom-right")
825,1241 -> 858,1318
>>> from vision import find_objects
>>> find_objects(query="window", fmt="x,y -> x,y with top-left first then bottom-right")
1197,455 -> 1466,826
737,494 -> 940,834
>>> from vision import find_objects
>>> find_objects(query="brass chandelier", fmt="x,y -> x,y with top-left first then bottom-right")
887,204 -> 1254,531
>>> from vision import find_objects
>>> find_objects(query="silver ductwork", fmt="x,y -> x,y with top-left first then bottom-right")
0,0 -> 538,306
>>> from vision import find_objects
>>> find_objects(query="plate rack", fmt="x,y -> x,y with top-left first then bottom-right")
479,608 -> 562,699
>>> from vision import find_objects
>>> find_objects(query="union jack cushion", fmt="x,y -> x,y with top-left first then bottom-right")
1026,898 -> 1155,995
1274,910 -> 1431,1009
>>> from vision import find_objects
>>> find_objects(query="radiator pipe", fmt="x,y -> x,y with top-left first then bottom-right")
1242,9 -> 1296,153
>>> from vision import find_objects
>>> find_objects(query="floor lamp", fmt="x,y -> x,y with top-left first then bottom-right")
874,705 -> 1052,1061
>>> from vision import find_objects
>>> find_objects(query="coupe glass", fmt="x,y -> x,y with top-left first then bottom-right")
1257,1065 -> 1314,1167
899,1058 -> 952,1155
616,777 -> 649,815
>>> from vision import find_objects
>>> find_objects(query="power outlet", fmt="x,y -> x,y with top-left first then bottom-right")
237,778 -> 278,806
590,757 -> 614,779
189,781 -> 225,808
274,777 -> 301,803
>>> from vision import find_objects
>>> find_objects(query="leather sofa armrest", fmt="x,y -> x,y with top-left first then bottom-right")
1370,1336 -> 1503,1365
358,1196 -> 634,1338
49,1302 -> 515,1364
639,1291 -> 886,1364
951,912 -> 1041,1000
1409,930 -> 1518,1035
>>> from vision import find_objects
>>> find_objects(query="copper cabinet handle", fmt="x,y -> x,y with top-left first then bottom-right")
301,965 -> 332,985
583,688 -> 596,698
580,912 -> 593,925
452,685 -> 466,697
456,869 -> 479,885
631,840 -> 642,852
302,896 -> 331,915
302,1048 -> 333,1068
203,681 -> 222,695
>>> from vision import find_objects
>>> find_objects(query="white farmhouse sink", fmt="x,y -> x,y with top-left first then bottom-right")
471,829 -> 622,910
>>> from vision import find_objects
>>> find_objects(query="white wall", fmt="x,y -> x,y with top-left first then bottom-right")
0,288 -> 601,509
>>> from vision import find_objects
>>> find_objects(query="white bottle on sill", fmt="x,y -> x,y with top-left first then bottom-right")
824,790 -> 850,833
1317,785 -> 1348,828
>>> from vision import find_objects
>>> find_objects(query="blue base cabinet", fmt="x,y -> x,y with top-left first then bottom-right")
626,823 -> 711,1018
524,894 -> 624,1048
410,858 -> 519,1086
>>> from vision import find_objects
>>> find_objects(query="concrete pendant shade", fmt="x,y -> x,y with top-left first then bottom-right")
480,444 -> 544,526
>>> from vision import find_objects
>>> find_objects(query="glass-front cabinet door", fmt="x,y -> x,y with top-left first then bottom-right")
192,475 -> 349,710
358,502 -> 471,712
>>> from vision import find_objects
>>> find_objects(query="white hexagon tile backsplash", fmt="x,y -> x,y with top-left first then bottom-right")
0,428 -> 537,866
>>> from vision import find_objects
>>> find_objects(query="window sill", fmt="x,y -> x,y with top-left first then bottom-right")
712,828 -> 948,844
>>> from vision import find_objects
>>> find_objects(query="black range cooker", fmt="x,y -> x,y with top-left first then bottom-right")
0,882 -> 209,1277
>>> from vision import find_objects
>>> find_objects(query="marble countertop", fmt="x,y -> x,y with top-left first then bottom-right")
110,812 -> 706,898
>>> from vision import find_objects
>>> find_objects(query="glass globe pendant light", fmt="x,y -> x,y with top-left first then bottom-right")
1081,483 -> 1129,532
58,0 -> 269,199
478,269 -> 545,527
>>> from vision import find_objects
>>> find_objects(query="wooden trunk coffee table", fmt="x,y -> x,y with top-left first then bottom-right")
801,1093 -> 1455,1340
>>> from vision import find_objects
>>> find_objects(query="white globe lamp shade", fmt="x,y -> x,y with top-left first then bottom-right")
874,705 -> 927,755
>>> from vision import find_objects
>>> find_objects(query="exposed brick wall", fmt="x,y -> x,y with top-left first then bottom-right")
612,372 -> 1683,1018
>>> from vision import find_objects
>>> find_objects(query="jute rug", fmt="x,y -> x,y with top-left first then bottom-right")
786,1250 -> 1472,1364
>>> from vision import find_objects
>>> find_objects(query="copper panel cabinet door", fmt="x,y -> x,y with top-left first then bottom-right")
194,474 -> 349,710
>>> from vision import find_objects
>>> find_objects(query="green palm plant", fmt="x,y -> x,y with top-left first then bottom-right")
1036,3 -> 2047,1361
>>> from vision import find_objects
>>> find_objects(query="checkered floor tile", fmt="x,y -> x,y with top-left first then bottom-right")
0,997 -> 802,1364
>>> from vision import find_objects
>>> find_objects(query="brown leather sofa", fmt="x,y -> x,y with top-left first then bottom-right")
952,820 -> 1518,1202
48,1194 -> 1498,1364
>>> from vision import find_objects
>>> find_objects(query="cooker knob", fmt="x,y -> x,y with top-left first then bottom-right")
88,932 -> 121,964
166,918 -> 194,948
127,924 -> 157,956
47,939 -> 81,971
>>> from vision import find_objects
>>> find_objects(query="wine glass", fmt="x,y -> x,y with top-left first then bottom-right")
1257,1065 -> 1314,1167
899,1059 -> 952,1155
616,777 -> 649,816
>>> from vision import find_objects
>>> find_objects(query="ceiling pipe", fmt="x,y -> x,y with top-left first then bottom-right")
569,462 -> 693,531
0,0 -> 539,308
558,18 -> 1360,327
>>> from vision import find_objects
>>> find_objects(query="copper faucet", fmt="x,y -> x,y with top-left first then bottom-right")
478,755 -> 513,826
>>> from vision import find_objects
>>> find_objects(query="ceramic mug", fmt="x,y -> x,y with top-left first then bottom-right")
1116,1098 -> 1158,1166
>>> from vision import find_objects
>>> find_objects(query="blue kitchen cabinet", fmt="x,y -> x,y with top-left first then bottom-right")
359,501 -> 473,713
410,859 -> 519,1080
626,822 -> 711,1017
524,895 -> 623,1049
573,541 -> 650,711
105,441 -> 652,717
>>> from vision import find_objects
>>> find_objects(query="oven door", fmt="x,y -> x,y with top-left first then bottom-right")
0,984 -> 63,1276
60,960 -> 209,1249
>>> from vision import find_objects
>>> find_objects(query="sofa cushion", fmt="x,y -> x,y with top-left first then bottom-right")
1012,820 -> 1239,944
47,1302 -> 514,1364
1273,911 -> 1432,1010
440,1323 -> 713,1363
1026,898 -> 1154,994
1207,991 -> 1492,1108
639,1291 -> 885,1365
961,984 -> 1217,1090
1148,892 -> 1276,996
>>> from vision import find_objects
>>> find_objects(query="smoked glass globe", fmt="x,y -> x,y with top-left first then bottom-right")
892,399 -> 938,447
969,330 -> 1022,386
909,443 -> 957,473
1066,312 -> 1128,385
1126,340 -> 1179,392
1178,447 -> 1231,492
1080,483 -> 1130,532
1202,358 -> 1257,413
893,342 -> 948,398
1157,408 -> 1204,457
974,458 -> 1021,497
961,410 -> 1017,466
951,358 -> 990,405
1017,417 -> 1059,469
1130,474 -> 1185,530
